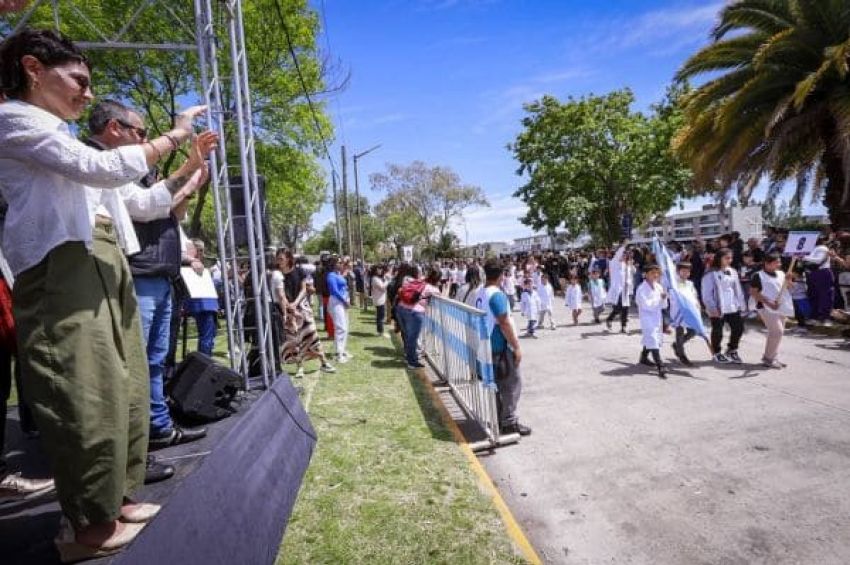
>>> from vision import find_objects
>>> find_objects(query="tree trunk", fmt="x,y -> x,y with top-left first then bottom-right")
189,183 -> 210,238
821,125 -> 850,229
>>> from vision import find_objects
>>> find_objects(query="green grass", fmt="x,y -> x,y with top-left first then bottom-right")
277,308 -> 525,565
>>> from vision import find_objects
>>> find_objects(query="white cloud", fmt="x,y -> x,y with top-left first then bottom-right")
597,2 -> 722,56
451,194 -> 531,244
474,66 -> 593,134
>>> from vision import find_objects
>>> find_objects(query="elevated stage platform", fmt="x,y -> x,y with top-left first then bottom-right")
1,376 -> 314,565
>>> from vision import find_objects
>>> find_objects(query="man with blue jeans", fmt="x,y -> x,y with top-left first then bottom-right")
478,259 -> 531,437
87,101 -> 207,471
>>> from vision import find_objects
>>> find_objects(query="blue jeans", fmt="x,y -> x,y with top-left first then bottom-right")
397,307 -> 424,366
192,312 -> 217,356
134,276 -> 173,435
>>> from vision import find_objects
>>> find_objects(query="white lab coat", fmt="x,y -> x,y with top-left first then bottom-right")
538,282 -> 555,311
605,245 -> 636,307
636,280 -> 666,349
520,290 -> 540,321
588,278 -> 606,308
565,284 -> 583,310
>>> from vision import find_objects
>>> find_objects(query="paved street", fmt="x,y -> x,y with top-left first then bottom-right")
481,300 -> 850,565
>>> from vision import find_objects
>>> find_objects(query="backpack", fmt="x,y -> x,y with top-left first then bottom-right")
399,279 -> 427,305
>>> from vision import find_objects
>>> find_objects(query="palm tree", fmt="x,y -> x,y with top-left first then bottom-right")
675,0 -> 850,228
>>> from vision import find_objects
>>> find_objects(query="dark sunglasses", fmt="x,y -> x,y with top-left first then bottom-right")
115,119 -> 148,139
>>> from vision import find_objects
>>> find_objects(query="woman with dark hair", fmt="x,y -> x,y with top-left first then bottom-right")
370,264 -> 390,337
326,257 -> 352,362
396,264 -> 440,368
0,28 -> 215,558
458,265 -> 483,307
701,248 -> 746,364
273,250 -> 335,377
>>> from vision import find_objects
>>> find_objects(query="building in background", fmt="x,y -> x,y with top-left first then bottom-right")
631,204 -> 763,244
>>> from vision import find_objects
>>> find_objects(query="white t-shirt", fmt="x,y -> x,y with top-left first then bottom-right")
271,270 -> 285,305
371,275 -> 387,306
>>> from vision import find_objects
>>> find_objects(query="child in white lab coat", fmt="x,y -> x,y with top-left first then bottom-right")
636,264 -> 668,379
537,273 -> 557,330
564,274 -> 583,325
520,277 -> 541,338
588,269 -> 606,323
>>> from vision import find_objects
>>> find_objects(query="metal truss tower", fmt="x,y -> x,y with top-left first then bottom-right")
6,0 -> 277,390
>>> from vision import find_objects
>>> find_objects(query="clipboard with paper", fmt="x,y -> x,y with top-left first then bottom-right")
180,267 -> 218,299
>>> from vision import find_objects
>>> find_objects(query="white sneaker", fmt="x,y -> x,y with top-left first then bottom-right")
382,332 -> 391,339
295,367 -> 305,379
337,354 -> 349,364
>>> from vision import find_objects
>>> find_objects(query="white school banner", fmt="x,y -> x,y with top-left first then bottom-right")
784,231 -> 820,257
402,246 -> 414,262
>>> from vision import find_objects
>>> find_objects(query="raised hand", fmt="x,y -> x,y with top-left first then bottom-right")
185,130 -> 219,171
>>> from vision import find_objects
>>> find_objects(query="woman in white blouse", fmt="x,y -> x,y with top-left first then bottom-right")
0,28 -> 214,559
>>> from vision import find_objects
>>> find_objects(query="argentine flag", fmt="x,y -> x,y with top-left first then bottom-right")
652,237 -> 708,340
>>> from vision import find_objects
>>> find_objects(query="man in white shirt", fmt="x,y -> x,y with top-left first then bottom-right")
84,100 -> 214,479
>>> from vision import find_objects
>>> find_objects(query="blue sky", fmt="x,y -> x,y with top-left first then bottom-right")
311,0 -> 817,244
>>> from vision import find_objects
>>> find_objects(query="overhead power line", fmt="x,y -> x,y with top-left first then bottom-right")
272,0 -> 339,176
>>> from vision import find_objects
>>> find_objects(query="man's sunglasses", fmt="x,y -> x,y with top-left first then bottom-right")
115,119 -> 148,139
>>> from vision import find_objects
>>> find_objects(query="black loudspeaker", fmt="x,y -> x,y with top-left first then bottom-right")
168,352 -> 242,423
229,174 -> 269,247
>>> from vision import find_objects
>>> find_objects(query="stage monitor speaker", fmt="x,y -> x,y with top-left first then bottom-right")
229,174 -> 269,247
168,352 -> 242,423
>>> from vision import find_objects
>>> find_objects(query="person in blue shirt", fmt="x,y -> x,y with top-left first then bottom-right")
326,258 -> 352,363
478,259 -> 531,437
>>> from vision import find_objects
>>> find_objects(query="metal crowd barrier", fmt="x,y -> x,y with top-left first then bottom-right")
420,295 -> 518,451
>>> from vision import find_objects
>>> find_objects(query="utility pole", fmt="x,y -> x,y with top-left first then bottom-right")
331,171 -> 342,255
341,145 -> 352,256
352,144 -> 382,262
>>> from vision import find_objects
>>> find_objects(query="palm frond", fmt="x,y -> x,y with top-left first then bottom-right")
713,0 -> 794,40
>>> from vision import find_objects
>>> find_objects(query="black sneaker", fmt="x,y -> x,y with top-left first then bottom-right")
620,326 -> 627,334
501,422 -> 532,436
726,350 -> 742,364
713,353 -> 731,364
149,425 -> 207,451
605,319 -> 612,330
144,455 -> 175,484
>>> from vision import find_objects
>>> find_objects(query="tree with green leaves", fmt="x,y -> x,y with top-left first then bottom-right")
675,0 -> 850,228
510,88 -> 692,245
373,193 -> 425,260
369,161 -> 488,251
1,0 -> 342,244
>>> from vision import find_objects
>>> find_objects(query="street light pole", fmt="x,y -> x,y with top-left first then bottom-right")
353,144 -> 382,262
341,145 -> 352,256
331,171 -> 342,255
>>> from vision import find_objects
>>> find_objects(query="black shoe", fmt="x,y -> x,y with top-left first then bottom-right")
672,343 -> 692,366
605,319 -> 612,330
640,356 -> 654,367
149,426 -> 207,451
500,422 -> 532,436
620,326 -> 627,334
657,368 -> 668,379
144,455 -> 175,484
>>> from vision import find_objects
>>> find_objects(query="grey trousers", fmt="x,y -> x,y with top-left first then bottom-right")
494,348 -> 522,426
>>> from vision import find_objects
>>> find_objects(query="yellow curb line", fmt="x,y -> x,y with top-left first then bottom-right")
411,367 -> 543,565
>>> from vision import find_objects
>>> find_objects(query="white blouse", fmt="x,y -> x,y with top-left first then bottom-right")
0,100 -> 149,275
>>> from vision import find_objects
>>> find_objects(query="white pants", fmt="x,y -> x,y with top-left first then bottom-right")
329,297 -> 349,356
538,308 -> 556,328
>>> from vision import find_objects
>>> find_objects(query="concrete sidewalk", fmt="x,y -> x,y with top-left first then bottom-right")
481,300 -> 850,564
